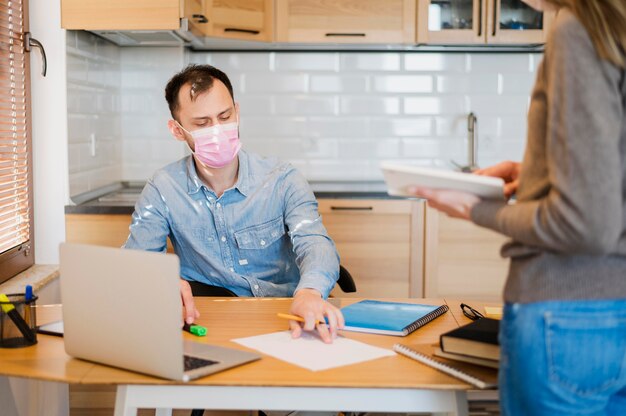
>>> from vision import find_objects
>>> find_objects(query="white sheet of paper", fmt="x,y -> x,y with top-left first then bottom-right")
232,330 -> 395,371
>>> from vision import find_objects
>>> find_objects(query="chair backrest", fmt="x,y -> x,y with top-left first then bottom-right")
188,281 -> 237,297
337,265 -> 357,293
188,265 -> 357,296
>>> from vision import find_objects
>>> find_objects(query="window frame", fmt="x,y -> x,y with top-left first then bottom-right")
0,0 -> 35,284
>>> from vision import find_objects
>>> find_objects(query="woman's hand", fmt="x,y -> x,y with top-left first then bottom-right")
409,187 -> 481,220
474,161 -> 521,199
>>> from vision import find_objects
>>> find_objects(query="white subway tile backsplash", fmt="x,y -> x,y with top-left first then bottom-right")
499,73 -> 536,94
370,117 -> 433,137
469,95 -> 529,116
338,138 -> 400,159
244,74 -> 308,93
241,117 -> 308,138
340,96 -> 400,115
272,138 -> 339,159
275,53 -> 339,71
68,36 -> 539,186
404,96 -> 467,115
340,54 -> 401,71
437,74 -> 498,94
404,53 -> 467,72
307,117 -> 370,138
309,75 -> 368,93
469,54 -> 534,73
275,96 -> 338,115
208,53 -> 272,72
372,75 -> 433,93
237,96 -> 275,115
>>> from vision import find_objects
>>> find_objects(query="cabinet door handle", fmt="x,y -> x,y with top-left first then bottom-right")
192,14 -> 209,24
330,206 -> 373,211
492,0 -> 498,36
224,28 -> 260,35
325,33 -> 366,37
477,0 -> 483,37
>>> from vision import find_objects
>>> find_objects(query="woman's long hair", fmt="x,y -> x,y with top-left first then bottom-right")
546,0 -> 626,68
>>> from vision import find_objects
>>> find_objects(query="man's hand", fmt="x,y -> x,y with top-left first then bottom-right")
474,161 -> 521,199
410,186 -> 480,220
180,279 -> 200,325
288,288 -> 344,344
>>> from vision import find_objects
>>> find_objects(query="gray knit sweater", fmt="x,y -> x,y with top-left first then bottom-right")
470,9 -> 626,303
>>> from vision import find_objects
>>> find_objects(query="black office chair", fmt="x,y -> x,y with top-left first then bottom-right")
337,265 -> 357,293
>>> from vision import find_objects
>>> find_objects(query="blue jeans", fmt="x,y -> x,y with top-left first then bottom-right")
500,300 -> 626,415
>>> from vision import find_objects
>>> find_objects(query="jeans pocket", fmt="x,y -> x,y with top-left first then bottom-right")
545,310 -> 626,396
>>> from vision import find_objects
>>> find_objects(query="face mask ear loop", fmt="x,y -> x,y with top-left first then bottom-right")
174,120 -> 191,137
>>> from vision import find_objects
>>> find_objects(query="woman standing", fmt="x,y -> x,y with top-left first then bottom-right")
411,1 -> 626,414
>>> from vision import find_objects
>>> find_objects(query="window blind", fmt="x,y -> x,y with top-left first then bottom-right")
0,0 -> 34,283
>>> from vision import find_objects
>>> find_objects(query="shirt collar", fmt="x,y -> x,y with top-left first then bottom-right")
185,150 -> 250,197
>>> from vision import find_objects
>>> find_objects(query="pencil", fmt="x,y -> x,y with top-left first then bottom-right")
276,313 -> 326,325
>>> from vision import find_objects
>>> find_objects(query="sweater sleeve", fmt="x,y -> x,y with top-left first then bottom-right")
471,11 -> 624,255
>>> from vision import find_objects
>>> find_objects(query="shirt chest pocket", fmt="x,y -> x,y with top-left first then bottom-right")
234,216 -> 286,250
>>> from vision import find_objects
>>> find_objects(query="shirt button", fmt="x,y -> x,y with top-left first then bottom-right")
221,236 -> 226,242
216,202 -> 221,208
254,284 -> 259,290
260,240 -> 266,246
229,267 -> 234,272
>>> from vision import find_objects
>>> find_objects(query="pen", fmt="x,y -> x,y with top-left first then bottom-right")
25,285 -> 33,302
0,293 -> 36,343
182,322 -> 207,337
276,313 -> 326,326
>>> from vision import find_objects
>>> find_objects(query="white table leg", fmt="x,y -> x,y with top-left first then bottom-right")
114,385 -> 138,416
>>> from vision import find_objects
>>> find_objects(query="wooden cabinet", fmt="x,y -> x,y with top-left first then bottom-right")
197,0 -> 274,42
61,0 -> 182,30
276,0 -> 416,44
65,214 -> 132,247
318,199 -> 424,298
417,0 -> 554,45
423,207 -> 509,301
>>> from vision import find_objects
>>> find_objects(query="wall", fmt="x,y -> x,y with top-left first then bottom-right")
190,51 -> 539,181
66,31 -> 123,195
66,40 -> 541,191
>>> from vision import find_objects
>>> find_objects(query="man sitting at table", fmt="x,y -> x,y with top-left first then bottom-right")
124,64 -> 343,343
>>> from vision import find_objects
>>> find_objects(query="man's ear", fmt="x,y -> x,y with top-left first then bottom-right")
167,119 -> 187,142
234,102 -> 240,122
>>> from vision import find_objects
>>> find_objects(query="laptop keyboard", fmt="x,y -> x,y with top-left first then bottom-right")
184,355 -> 219,372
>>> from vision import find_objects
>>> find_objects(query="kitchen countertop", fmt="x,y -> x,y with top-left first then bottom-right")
65,181 -> 411,215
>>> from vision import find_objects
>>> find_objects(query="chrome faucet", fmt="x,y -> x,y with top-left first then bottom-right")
451,112 -> 479,172
467,111 -> 478,171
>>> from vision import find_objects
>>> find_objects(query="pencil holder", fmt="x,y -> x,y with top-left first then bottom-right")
0,293 -> 38,348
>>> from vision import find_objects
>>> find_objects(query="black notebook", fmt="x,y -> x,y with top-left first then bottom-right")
440,318 -> 500,361
341,300 -> 449,336
394,343 -> 498,389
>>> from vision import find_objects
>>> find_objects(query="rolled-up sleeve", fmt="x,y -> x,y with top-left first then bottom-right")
123,180 -> 170,253
282,168 -> 340,298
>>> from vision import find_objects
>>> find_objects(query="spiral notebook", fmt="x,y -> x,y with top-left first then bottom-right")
394,343 -> 498,389
340,300 -> 449,336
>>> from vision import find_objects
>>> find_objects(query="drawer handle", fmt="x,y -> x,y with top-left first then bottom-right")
325,33 -> 366,37
224,28 -> 260,35
330,206 -> 373,211
192,14 -> 209,23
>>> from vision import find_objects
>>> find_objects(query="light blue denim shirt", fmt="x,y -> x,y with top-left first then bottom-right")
124,150 -> 339,298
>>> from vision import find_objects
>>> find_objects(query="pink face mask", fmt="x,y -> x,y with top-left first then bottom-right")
178,121 -> 242,168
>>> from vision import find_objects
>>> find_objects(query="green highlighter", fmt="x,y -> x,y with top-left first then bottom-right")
183,323 -> 207,337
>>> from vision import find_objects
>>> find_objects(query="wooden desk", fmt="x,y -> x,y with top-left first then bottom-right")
2,298 -> 476,416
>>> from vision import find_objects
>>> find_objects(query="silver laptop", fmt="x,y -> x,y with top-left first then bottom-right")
59,242 -> 260,381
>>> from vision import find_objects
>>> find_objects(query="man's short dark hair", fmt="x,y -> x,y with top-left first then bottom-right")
164,64 -> 235,119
